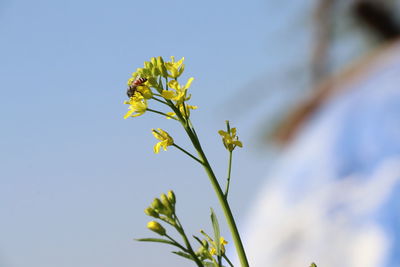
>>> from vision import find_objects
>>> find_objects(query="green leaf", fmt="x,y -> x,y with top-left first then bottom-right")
172,251 -> 194,261
210,208 -> 221,256
193,235 -> 204,246
135,238 -> 176,247
310,263 -> 317,267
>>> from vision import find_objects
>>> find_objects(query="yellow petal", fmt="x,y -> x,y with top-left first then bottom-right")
165,112 -> 176,119
235,140 -> 243,147
218,130 -> 228,136
167,80 -> 179,90
153,142 -> 161,154
161,90 -> 176,100
184,77 -> 194,89
123,109 -> 135,119
175,57 -> 184,66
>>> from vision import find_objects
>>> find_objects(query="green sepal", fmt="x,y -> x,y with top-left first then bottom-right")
157,56 -> 168,77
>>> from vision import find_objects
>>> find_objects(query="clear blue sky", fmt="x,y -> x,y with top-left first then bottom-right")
0,1 -> 312,266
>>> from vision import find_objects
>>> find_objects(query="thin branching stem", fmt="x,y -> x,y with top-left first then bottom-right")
223,254 -> 234,267
174,215 -> 204,267
146,108 -> 177,120
224,151 -> 233,199
164,234 -> 189,253
181,123 -> 249,267
151,96 -> 170,106
173,144 -> 204,165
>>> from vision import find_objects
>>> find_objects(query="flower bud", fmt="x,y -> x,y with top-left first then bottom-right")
167,190 -> 176,205
147,221 -> 166,236
157,56 -> 168,78
202,239 -> 209,249
144,207 -> 159,218
151,198 -> 164,211
160,193 -> 170,207
160,194 -> 173,216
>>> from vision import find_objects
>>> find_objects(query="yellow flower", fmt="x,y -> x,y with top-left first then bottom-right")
136,85 -> 153,99
200,230 -> 228,256
210,237 -> 228,255
179,104 -> 197,117
218,127 -> 243,152
161,78 -> 194,104
152,128 -> 174,154
164,56 -> 185,78
123,92 -> 148,119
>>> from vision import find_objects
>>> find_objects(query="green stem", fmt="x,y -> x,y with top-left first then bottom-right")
183,124 -> 249,267
174,216 -> 204,267
224,151 -> 233,199
165,234 -> 190,252
151,96 -> 170,106
217,255 -> 222,267
173,144 -> 204,165
223,255 -> 234,267
146,108 -> 178,120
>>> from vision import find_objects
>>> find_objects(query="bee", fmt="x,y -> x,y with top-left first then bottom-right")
127,77 -> 148,97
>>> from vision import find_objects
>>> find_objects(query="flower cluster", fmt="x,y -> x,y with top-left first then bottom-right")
123,56 -> 196,120
127,57 -> 248,266
196,230 -> 228,260
144,190 -> 177,231
140,191 -> 231,266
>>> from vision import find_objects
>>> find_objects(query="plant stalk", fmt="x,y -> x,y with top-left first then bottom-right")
183,125 -> 249,267
224,151 -> 233,198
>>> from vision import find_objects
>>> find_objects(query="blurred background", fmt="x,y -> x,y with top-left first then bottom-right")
1,0 -> 400,266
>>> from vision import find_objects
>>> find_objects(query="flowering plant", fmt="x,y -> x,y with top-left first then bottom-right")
123,56 -> 317,267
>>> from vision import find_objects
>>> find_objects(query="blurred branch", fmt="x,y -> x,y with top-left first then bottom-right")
311,0 -> 335,85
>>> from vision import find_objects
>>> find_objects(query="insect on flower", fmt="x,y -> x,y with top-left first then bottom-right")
127,77 -> 148,97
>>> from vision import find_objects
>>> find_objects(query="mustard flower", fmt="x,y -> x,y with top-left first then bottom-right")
209,237 -> 228,255
162,78 -> 194,104
123,92 -> 148,119
152,128 -> 174,154
164,56 -> 185,78
218,127 -> 243,152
